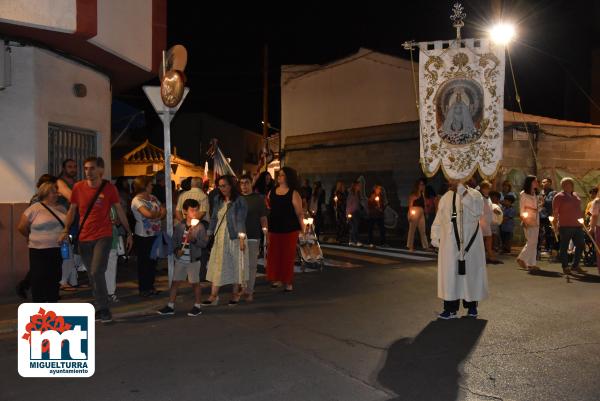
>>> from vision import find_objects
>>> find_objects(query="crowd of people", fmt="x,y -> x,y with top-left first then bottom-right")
14,159 -> 309,321
14,156 -> 600,322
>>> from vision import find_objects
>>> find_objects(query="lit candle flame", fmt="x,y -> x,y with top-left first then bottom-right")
548,216 -> 554,222
307,217 -> 314,225
347,213 -> 352,219
410,209 -> 416,216
334,196 -> 338,202
375,196 -> 380,202
522,212 -> 529,219
190,218 -> 200,227
578,218 -> 584,225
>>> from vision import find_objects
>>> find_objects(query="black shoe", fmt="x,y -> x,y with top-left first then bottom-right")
157,305 -> 175,315
187,306 -> 202,316
100,309 -> 112,323
139,290 -> 152,297
16,281 -> 28,300
95,310 -> 101,321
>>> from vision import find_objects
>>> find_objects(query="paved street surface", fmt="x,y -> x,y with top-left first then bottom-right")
1,246 -> 599,401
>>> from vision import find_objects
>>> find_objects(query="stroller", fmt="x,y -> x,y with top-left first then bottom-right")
297,217 -> 324,272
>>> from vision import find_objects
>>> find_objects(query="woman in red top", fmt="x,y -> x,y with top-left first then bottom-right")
266,167 -> 305,292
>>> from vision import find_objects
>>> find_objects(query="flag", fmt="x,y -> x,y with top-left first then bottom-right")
418,39 -> 505,180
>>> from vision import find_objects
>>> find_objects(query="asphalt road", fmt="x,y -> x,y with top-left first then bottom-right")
1,250 -> 599,401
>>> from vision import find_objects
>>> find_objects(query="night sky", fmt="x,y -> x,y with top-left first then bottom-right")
119,0 -> 598,135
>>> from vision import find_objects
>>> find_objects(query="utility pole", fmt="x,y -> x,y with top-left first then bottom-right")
262,44 -> 269,142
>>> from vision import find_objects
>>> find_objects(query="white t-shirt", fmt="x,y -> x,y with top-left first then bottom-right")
178,227 -> 192,263
131,194 -> 162,237
23,202 -> 66,249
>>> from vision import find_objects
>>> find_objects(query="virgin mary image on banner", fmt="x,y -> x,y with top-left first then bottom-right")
436,79 -> 484,145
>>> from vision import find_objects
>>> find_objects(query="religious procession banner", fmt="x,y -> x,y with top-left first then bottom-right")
418,39 -> 505,180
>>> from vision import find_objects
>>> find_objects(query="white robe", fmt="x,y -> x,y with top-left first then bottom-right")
431,185 -> 488,302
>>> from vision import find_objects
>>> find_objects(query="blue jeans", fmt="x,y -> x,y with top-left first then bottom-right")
558,227 -> 585,268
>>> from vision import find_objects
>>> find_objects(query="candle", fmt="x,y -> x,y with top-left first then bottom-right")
190,218 -> 200,227
334,196 -> 338,202
375,196 -> 380,202
548,216 -> 554,222
307,217 -> 314,225
303,218 -> 310,226
347,213 -> 352,219
577,218 -> 584,225
522,212 -> 529,219
410,209 -> 416,216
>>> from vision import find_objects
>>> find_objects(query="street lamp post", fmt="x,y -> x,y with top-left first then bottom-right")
143,85 -> 189,286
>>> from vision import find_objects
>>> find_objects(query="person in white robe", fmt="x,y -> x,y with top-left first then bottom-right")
431,182 -> 488,319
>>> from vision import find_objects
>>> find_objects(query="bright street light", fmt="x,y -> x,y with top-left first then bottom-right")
490,23 -> 516,45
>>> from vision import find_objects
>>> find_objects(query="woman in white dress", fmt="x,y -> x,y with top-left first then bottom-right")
517,176 -> 540,272
203,175 -> 249,306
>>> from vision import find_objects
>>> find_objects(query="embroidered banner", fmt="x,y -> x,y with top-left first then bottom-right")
418,39 -> 505,180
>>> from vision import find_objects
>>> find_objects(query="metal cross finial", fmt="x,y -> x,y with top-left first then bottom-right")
450,2 -> 466,40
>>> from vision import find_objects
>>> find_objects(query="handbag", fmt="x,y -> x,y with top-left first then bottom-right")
206,202 -> 232,251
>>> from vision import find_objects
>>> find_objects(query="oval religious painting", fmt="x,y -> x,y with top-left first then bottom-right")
434,78 -> 484,145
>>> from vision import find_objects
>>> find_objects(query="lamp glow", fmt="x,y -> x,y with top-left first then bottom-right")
490,23 -> 516,45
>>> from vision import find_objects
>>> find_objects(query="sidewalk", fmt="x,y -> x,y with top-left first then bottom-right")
0,259 -> 214,335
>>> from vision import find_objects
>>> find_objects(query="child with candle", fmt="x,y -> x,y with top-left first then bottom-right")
158,199 -> 208,316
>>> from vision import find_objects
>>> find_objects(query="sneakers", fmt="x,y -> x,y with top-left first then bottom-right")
187,306 -> 202,316
356,242 -> 363,247
438,310 -> 458,320
467,307 -> 478,317
201,296 -> 219,306
108,294 -> 119,303
99,309 -> 112,323
157,305 -> 175,315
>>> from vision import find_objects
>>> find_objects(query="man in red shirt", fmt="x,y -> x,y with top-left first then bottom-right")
60,157 -> 133,323
552,177 -> 587,275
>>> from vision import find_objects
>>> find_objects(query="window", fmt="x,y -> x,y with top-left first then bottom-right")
48,124 -> 97,180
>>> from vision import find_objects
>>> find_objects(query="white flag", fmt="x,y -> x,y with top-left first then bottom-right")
418,39 -> 505,180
